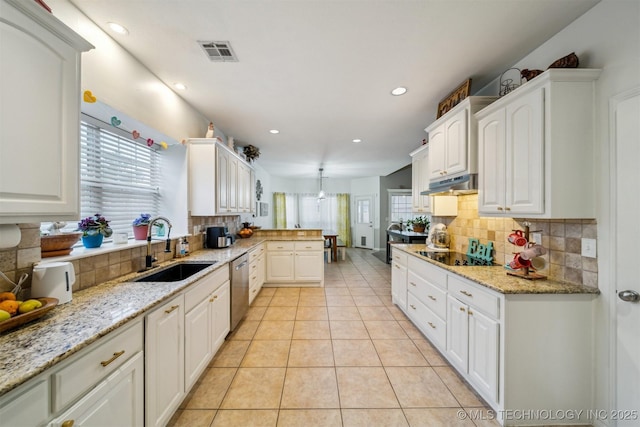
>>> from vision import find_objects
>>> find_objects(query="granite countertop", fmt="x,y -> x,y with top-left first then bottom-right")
393,243 -> 600,295
0,238 -> 267,396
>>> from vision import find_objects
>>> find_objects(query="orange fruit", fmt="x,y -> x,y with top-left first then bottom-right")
0,300 -> 19,316
0,292 -> 16,302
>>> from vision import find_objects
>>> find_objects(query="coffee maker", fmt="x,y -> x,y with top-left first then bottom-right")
205,226 -> 233,248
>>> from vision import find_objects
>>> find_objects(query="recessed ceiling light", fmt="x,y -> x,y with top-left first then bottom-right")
107,22 -> 129,35
173,83 -> 187,90
269,129 -> 280,134
352,139 -> 362,143
391,87 -> 407,96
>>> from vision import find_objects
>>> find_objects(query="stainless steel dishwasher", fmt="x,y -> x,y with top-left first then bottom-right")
230,254 -> 249,331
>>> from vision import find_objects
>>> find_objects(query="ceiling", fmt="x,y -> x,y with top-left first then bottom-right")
67,0 -> 599,179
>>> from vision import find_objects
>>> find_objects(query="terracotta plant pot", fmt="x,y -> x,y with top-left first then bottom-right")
133,225 -> 149,240
413,225 -> 426,233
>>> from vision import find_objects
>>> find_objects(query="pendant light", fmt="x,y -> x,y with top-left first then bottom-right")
317,168 -> 326,200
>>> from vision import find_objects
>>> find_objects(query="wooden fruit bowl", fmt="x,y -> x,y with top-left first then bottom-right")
0,298 -> 58,334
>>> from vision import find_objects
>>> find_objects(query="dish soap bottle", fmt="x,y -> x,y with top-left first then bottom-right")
183,237 -> 190,255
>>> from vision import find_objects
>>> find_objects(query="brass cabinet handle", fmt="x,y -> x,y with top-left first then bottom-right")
100,350 -> 125,367
460,290 -> 473,297
459,307 -> 466,312
428,322 -> 436,329
410,282 -> 417,287
497,207 -> 504,211
252,289 -> 257,294
62,421 -> 75,427
209,295 -> 218,302
165,305 -> 180,314
505,207 -> 511,211
468,310 -> 474,315
410,304 -> 416,310
428,295 -> 436,301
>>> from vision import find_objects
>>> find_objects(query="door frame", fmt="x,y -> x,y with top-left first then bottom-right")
608,86 -> 640,422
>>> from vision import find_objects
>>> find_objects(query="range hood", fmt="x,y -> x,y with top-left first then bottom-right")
420,174 -> 478,196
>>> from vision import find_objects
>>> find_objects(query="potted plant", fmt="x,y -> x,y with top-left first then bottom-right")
407,216 -> 430,233
77,213 -> 112,248
132,213 -> 152,240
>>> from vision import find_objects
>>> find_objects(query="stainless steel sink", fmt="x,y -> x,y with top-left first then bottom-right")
134,261 -> 217,282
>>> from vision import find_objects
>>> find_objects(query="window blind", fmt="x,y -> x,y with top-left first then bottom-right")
79,115 -> 161,237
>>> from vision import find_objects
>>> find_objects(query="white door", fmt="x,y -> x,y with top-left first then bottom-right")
354,195 -> 374,249
612,88 -> 640,426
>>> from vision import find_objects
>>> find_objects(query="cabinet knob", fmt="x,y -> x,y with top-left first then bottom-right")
468,310 -> 474,315
428,322 -> 436,329
410,304 -> 416,310
497,207 -> 504,211
100,350 -> 125,367
61,421 -> 75,427
209,295 -> 218,302
505,207 -> 511,211
459,307 -> 466,312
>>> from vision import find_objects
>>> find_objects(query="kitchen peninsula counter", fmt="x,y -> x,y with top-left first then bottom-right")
393,243 -> 600,295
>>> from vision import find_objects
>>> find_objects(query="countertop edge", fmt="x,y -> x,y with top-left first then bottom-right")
394,244 -> 600,295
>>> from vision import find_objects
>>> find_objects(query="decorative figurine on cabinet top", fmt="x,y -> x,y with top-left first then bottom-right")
205,122 -> 214,138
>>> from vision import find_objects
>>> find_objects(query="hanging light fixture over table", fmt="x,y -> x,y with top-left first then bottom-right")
318,168 -> 326,200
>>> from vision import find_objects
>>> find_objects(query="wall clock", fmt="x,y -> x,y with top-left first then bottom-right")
256,179 -> 263,201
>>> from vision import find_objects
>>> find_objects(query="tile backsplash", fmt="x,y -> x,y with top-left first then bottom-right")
432,194 -> 598,288
0,214 -> 243,295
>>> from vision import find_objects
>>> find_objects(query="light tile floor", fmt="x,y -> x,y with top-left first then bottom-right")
168,248 -> 498,427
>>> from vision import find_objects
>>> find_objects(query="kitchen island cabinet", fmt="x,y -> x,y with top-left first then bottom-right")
0,0 -> 93,224
476,69 -> 601,218
265,241 -> 324,286
392,244 -> 598,426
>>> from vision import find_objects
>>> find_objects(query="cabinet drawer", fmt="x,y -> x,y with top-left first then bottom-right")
448,275 -> 499,319
249,244 -> 264,262
294,241 -> 323,251
0,378 -> 49,427
408,256 -> 447,290
392,248 -> 408,267
184,266 -> 228,312
408,270 -> 447,319
407,293 -> 446,349
52,319 -> 143,412
267,241 -> 294,251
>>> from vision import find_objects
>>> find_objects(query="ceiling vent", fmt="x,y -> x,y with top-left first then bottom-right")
198,41 -> 238,62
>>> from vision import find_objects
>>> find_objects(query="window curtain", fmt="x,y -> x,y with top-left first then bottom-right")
336,193 -> 351,247
273,192 -> 287,228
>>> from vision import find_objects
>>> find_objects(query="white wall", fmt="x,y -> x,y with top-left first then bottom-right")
476,1 -> 640,422
48,0 -> 212,143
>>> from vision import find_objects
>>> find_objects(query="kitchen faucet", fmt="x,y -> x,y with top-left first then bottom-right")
145,216 -> 173,269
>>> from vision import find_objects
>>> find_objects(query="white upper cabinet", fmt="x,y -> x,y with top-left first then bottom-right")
476,69 -> 601,218
425,97 -> 497,183
0,0 -> 92,223
188,139 -> 254,216
410,145 -> 431,213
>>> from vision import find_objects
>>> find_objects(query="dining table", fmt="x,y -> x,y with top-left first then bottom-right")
322,230 -> 338,262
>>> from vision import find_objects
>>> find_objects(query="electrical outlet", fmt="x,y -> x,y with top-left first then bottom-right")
581,238 -> 597,258
531,233 -> 542,245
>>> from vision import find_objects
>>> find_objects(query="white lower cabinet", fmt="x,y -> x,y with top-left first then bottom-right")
396,249 -> 595,425
0,319 -> 144,427
391,248 -> 408,310
265,241 -> 324,286
146,267 -> 231,427
249,244 -> 266,304
51,352 -> 144,427
146,294 -> 185,427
